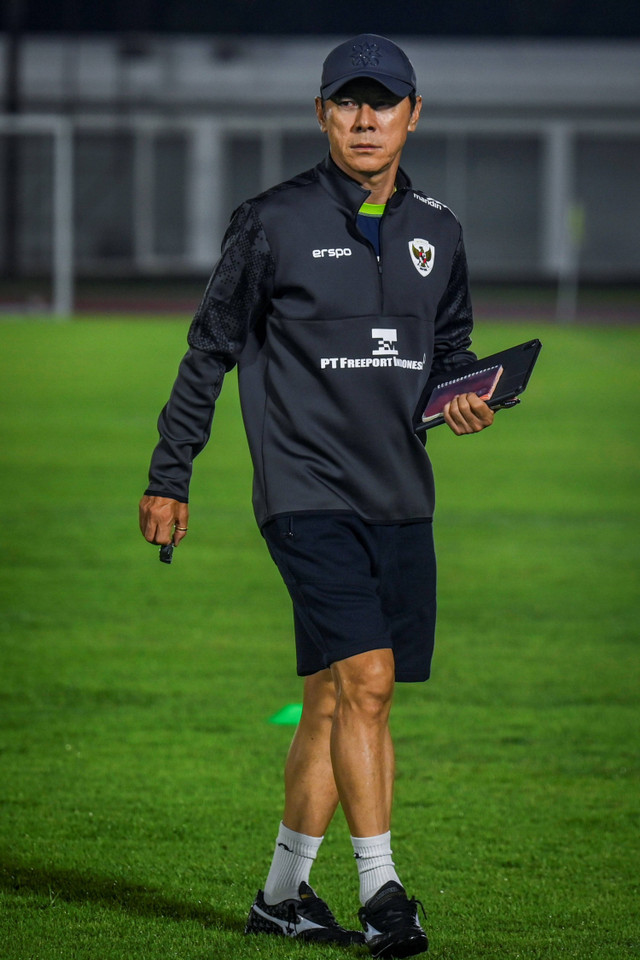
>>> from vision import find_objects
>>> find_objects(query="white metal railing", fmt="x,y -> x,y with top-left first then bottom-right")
1,112 -> 639,316
1,114 -> 74,316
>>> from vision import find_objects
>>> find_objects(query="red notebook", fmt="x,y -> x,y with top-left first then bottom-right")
420,365 -> 503,424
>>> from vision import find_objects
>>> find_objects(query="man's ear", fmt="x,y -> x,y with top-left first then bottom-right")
408,95 -> 422,133
315,96 -> 328,132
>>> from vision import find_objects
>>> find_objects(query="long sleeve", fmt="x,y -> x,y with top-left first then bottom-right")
145,347 -> 226,502
145,203 -> 275,501
430,227 -> 477,376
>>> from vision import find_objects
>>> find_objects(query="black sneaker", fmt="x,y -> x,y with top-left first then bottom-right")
245,881 -> 365,945
358,881 -> 428,958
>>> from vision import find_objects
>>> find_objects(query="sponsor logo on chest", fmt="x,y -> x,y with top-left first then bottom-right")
320,328 -> 425,372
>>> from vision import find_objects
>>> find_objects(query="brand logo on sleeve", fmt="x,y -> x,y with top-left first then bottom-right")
413,193 -> 442,210
409,239 -> 435,277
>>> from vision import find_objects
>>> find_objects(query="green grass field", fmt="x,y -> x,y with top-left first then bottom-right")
0,317 -> 638,960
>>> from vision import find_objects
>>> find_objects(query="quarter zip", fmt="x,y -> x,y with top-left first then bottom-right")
376,186 -> 410,308
351,185 -> 410,313
317,156 -> 413,316
377,211 -> 385,312
352,203 -> 385,311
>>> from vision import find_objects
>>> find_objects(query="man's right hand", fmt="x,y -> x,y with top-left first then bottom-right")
139,495 -> 189,547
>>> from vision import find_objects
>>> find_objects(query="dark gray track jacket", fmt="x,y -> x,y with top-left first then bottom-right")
146,156 -> 476,526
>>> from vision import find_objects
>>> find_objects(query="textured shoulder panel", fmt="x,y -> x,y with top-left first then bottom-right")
246,165 -> 321,212
188,201 -> 275,356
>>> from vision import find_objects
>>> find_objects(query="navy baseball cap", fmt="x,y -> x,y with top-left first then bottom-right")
320,34 -> 417,101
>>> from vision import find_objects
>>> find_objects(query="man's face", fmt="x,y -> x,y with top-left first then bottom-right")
315,78 -> 422,183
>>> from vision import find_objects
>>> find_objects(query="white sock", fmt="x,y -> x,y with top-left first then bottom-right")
351,831 -> 402,905
263,822 -> 324,905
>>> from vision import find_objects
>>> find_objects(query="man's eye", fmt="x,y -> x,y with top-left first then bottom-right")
337,99 -> 358,108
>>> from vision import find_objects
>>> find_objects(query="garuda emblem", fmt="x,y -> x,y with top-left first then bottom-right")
409,239 -> 435,277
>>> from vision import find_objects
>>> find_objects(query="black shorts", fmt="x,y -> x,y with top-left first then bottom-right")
262,513 -> 436,682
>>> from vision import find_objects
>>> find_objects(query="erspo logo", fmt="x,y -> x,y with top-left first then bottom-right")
312,248 -> 352,259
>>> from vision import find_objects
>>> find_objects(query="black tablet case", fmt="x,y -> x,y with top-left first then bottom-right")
414,338 -> 542,432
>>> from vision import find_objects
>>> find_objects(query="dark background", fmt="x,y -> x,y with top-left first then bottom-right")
4,0 -> 640,37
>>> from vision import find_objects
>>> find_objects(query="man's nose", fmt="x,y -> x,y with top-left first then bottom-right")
353,104 -> 376,130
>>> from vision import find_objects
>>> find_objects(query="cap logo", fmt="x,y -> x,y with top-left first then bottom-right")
350,41 -> 382,68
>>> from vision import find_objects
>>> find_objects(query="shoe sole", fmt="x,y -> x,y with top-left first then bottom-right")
369,932 -> 429,959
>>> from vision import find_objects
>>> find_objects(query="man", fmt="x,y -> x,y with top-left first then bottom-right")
139,34 -> 494,959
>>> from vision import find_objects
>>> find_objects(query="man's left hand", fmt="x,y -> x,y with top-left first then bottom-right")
443,392 -> 495,435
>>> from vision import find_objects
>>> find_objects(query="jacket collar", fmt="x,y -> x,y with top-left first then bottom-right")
317,154 -> 412,215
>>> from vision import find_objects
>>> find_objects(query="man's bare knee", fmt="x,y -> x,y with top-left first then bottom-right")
332,649 -> 395,723
301,669 -> 337,726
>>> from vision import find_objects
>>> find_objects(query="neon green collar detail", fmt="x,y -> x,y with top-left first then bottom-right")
359,201 -> 387,216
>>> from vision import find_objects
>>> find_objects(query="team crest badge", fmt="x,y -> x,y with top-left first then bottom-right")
409,239 -> 435,277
